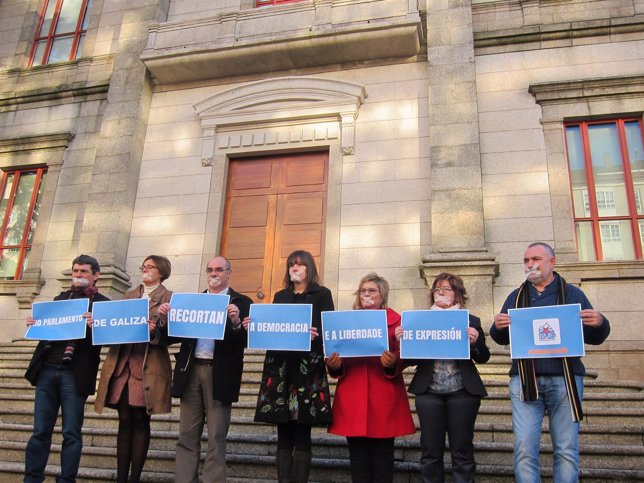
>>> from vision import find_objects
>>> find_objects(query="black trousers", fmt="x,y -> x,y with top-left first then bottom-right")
346,436 -> 395,483
415,389 -> 481,483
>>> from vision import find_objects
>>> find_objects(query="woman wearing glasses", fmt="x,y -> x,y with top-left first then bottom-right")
395,272 -> 490,483
326,272 -> 415,482
95,255 -> 174,483
244,250 -> 334,483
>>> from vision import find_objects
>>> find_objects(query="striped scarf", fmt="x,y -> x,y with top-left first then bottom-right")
515,272 -> 584,422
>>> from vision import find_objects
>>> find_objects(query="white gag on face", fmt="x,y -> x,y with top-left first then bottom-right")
525,262 -> 542,281
208,276 -> 222,287
360,294 -> 374,307
289,265 -> 306,283
72,277 -> 90,286
434,294 -> 452,306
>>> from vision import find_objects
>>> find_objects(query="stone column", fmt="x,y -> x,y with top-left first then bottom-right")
422,0 -> 497,319
77,1 -> 170,299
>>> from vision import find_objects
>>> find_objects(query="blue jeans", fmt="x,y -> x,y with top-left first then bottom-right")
24,365 -> 88,483
509,375 -> 583,483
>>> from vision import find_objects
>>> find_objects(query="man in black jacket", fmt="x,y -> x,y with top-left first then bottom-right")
171,256 -> 252,483
24,254 -> 110,483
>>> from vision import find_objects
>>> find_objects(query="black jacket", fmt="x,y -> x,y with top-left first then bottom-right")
24,289 -> 110,397
170,287 -> 252,404
254,282 -> 334,425
406,314 -> 490,398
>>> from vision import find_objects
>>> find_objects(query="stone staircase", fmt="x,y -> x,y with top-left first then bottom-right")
0,340 -> 642,482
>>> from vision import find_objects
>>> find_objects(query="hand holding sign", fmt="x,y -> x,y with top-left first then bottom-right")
25,299 -> 90,341
247,304 -> 313,351
380,350 -> 397,368
91,298 -> 150,345
167,293 -> 230,340
399,310 -> 470,360
321,310 -> 389,358
326,352 -> 342,371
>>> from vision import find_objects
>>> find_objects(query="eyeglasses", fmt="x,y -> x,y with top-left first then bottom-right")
139,264 -> 158,272
206,267 -> 230,274
359,288 -> 379,295
431,286 -> 454,294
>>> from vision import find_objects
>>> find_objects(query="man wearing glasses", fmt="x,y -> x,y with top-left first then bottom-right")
170,256 -> 252,483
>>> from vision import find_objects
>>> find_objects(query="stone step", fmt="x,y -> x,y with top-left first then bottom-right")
1,384 -> 642,416
2,340 -> 643,483
2,411 -> 643,451
0,437 -> 642,483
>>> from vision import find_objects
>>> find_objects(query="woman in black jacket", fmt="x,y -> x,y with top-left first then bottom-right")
244,250 -> 334,483
396,272 -> 490,483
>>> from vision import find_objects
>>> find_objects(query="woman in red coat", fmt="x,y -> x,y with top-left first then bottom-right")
326,272 -> 415,483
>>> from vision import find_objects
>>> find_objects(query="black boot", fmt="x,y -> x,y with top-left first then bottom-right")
292,450 -> 311,483
277,449 -> 293,483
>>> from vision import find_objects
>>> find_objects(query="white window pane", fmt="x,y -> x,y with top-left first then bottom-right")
48,36 -> 74,63
566,126 -> 590,218
600,221 -> 634,260
575,222 -> 596,261
39,0 -> 58,37
0,249 -> 20,280
31,41 -> 47,67
82,0 -> 92,30
625,121 -> 644,216
56,0 -> 84,34
588,124 -> 629,216
3,173 -> 36,246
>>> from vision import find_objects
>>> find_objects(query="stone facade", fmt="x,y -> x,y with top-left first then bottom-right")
0,0 -> 642,381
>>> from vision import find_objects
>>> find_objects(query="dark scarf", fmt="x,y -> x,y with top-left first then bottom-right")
515,272 -> 583,422
69,283 -> 99,301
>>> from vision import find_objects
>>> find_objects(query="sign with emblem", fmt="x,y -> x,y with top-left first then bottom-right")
508,303 -> 585,359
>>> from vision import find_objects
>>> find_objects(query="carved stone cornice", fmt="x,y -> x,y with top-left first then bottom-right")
529,75 -> 644,106
142,0 -> 422,84
195,76 -> 366,158
0,133 -> 74,160
474,12 -> 644,53
0,266 -> 46,309
556,260 -> 644,285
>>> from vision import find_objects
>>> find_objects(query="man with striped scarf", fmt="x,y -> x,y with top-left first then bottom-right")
490,242 -> 610,483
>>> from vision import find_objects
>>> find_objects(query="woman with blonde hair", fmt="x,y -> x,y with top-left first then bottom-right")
326,272 -> 415,483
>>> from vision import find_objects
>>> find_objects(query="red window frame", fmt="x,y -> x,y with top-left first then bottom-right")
28,0 -> 90,67
0,168 -> 47,280
565,118 -> 644,260
256,0 -> 304,7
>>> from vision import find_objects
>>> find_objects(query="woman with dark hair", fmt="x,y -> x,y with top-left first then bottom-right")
326,272 -> 415,483
395,272 -> 490,483
95,255 -> 174,483
244,250 -> 334,483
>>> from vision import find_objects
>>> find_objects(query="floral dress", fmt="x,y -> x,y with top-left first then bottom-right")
254,283 -> 334,425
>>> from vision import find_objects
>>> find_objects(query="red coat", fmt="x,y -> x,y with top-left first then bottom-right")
328,308 -> 416,438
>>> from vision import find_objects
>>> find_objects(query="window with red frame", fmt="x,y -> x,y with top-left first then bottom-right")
256,0 -> 303,7
565,118 -> 644,261
29,0 -> 91,67
0,168 -> 47,279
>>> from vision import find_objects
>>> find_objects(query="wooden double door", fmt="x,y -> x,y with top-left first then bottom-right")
220,152 -> 329,303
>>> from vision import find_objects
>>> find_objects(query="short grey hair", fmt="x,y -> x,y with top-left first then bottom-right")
528,242 -> 555,257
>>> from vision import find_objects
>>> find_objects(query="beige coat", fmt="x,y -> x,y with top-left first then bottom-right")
95,284 -> 173,415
